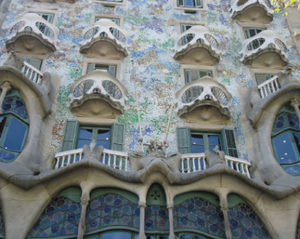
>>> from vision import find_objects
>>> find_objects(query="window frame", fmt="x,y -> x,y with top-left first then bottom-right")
28,10 -> 57,24
92,0 -> 127,6
93,14 -> 123,26
251,68 -> 281,88
191,131 -> 222,153
83,59 -> 121,79
174,0 -> 206,11
180,64 -> 215,85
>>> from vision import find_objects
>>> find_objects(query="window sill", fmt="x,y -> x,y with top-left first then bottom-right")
93,0 -> 126,6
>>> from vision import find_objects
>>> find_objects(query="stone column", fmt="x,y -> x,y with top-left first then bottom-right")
138,202 -> 146,239
219,192 -> 232,239
168,205 -> 175,239
77,192 -> 90,239
291,98 -> 300,122
0,82 -> 11,114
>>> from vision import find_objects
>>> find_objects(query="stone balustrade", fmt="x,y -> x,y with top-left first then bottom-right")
257,75 -> 281,99
179,153 -> 207,173
225,155 -> 251,178
21,61 -> 43,85
240,30 -> 288,64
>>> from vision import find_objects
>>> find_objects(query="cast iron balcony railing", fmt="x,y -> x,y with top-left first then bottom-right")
230,0 -> 273,23
240,30 -> 288,65
6,13 -> 59,54
173,25 -> 221,64
80,19 -> 128,58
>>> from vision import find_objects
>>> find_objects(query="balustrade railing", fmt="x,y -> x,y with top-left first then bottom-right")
54,148 -> 129,171
21,61 -> 43,85
257,76 -> 280,98
225,155 -> 251,178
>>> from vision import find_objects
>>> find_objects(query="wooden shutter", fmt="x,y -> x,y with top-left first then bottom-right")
108,65 -> 117,78
221,129 -> 238,157
61,120 -> 79,151
177,127 -> 192,154
110,123 -> 125,151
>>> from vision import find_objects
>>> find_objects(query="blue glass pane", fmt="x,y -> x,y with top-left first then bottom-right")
293,132 -> 300,154
191,135 -> 204,153
97,140 -> 110,149
145,205 -> 169,232
97,129 -> 110,140
0,148 -> 16,163
2,96 -> 28,119
101,232 -> 131,239
179,235 -> 206,239
273,132 -> 298,164
174,197 -> 225,238
77,139 -> 91,148
4,118 -> 27,151
208,135 -> 221,152
185,0 -> 195,7
284,164 -> 300,175
229,202 -> 271,239
79,128 -> 93,138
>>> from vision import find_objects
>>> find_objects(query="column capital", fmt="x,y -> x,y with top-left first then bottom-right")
1,81 -> 11,91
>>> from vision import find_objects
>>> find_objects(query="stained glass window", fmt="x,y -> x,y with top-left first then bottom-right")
85,188 -> 139,237
28,187 -> 81,238
297,216 -> 300,239
145,184 -> 169,234
0,208 -> 4,238
272,103 -> 300,175
0,89 -> 28,163
228,194 -> 271,239
174,192 -> 225,239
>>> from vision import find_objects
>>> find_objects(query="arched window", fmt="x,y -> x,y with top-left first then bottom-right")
85,188 -> 139,239
145,184 -> 169,238
0,89 -> 29,163
174,192 -> 225,239
28,187 -> 81,238
228,194 -> 271,239
272,103 -> 300,175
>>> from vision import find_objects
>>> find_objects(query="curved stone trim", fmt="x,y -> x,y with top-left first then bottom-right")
173,25 -> 221,63
69,70 -> 127,116
6,13 -> 58,54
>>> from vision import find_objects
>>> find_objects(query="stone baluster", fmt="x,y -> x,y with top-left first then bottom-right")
138,202 -> 146,239
77,192 -> 90,239
291,98 -> 300,122
168,205 -> 175,239
0,82 -> 11,114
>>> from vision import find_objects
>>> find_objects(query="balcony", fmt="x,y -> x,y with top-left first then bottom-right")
240,30 -> 288,68
230,0 -> 273,24
54,148 -> 251,179
176,76 -> 232,123
6,13 -> 58,55
80,19 -> 128,59
70,70 -> 127,118
173,26 -> 221,65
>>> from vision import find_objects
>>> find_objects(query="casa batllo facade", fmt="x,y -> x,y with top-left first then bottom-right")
0,0 -> 299,238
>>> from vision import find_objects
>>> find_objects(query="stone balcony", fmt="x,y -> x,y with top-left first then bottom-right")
69,70 -> 128,118
240,30 -> 288,68
6,13 -> 59,55
173,26 -> 221,65
80,19 -> 128,59
175,76 -> 232,123
230,0 -> 273,23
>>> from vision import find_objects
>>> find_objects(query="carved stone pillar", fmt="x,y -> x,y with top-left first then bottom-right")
220,195 -> 232,239
77,192 -> 90,239
0,82 -> 11,114
138,203 -> 146,239
291,98 -> 300,122
168,205 -> 175,239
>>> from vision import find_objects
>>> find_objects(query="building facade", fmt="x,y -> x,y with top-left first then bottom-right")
0,0 -> 299,238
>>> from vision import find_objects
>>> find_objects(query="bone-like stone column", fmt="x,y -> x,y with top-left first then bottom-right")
168,205 -> 175,239
291,98 -> 300,122
0,82 -> 11,114
219,191 -> 232,239
77,192 -> 90,239
138,202 -> 146,239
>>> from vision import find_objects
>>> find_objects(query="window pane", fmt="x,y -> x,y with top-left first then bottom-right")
101,232 -> 131,239
79,128 -> 93,139
97,129 -> 110,140
3,118 -> 27,151
179,235 -> 207,239
273,132 -> 299,164
77,139 -> 91,148
208,135 -> 221,152
293,132 -> 300,154
191,134 -> 205,153
0,116 -> 7,138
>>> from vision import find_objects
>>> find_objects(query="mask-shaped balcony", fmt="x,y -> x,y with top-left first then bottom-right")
70,70 -> 127,118
80,19 -> 128,59
176,76 -> 232,122
240,30 -> 288,68
230,0 -> 273,24
6,13 -> 59,55
173,26 -> 221,65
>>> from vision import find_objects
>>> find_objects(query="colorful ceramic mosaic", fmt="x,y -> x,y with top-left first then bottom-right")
85,193 -> 140,233
173,197 -> 225,238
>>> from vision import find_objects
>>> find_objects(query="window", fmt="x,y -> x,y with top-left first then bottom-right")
23,57 -> 43,71
243,27 -> 266,50
95,16 -> 120,26
77,126 -> 111,149
86,63 -> 117,78
255,73 -> 274,86
180,24 -> 198,45
272,103 -> 300,175
177,0 -> 203,8
177,127 -> 238,157
61,121 -> 125,152
35,12 -> 55,36
0,89 -> 28,163
37,13 -> 55,23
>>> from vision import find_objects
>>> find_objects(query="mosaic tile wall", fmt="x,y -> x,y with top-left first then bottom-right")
0,0 -> 299,158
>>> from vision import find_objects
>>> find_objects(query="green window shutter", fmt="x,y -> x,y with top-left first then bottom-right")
177,127 -> 192,154
61,120 -> 79,151
108,65 -> 117,78
110,123 -> 125,151
221,129 -> 238,157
